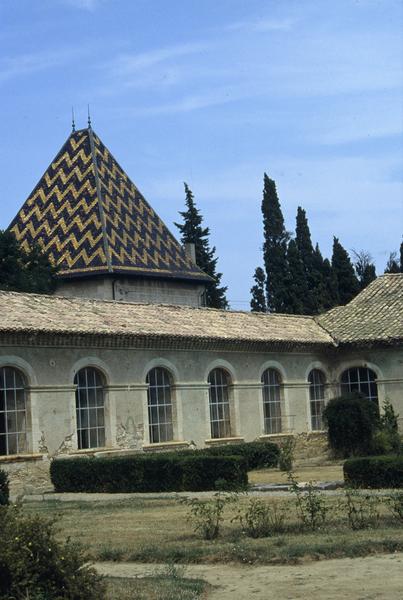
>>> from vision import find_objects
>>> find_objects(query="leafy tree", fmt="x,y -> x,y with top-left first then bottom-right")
352,250 -> 376,290
175,183 -> 228,309
331,237 -> 359,305
250,267 -> 267,312
261,174 -> 289,312
0,230 -> 57,294
385,251 -> 401,274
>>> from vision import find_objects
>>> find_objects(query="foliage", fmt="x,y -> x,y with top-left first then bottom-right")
331,236 -> 360,305
261,174 -> 289,313
50,453 -> 248,493
343,455 -> 403,488
232,497 -> 286,538
174,183 -> 228,309
353,249 -> 376,290
0,505 -> 105,600
323,392 -> 379,458
385,491 -> 403,523
180,492 -> 236,540
250,266 -> 267,312
284,239 -> 308,314
341,488 -> 381,530
278,437 -> 296,472
0,230 -> 57,294
202,441 -> 279,470
384,251 -> 400,274
0,470 -> 9,506
287,471 -> 328,530
373,399 -> 401,455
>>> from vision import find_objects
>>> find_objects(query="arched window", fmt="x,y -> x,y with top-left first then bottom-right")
208,368 -> 231,439
308,369 -> 326,431
146,367 -> 173,444
262,369 -> 282,434
74,367 -> 106,449
0,367 -> 27,455
340,367 -> 378,405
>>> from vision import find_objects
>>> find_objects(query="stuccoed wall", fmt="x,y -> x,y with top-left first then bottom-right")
0,342 -> 402,494
56,276 -> 206,307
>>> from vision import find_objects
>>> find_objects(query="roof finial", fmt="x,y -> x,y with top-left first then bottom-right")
87,104 -> 92,129
71,107 -> 76,132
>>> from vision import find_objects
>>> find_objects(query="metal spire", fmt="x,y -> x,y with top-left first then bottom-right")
87,104 -> 92,129
71,107 -> 76,132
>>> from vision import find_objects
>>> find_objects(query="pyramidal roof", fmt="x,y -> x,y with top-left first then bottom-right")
8,127 -> 210,282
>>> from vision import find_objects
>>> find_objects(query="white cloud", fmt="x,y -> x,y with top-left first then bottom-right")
0,50 -> 74,83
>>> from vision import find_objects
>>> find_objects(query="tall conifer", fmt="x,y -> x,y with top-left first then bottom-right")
384,252 -> 400,274
295,206 -> 322,313
250,267 -> 267,312
284,240 -> 308,314
331,237 -> 359,305
400,242 -> 403,273
175,183 -> 228,309
261,174 -> 289,312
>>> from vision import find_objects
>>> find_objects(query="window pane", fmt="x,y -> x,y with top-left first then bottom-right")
147,368 -> 173,443
340,368 -> 378,406
75,368 -> 106,449
208,369 -> 231,439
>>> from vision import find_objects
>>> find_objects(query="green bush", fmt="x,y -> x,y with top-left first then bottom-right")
0,505 -> 105,599
323,392 -> 379,458
0,470 -> 9,506
202,441 -> 279,470
50,454 -> 248,493
344,455 -> 403,488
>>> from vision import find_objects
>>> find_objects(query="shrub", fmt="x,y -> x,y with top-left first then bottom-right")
341,488 -> 381,530
323,392 -> 379,457
385,491 -> 403,523
288,471 -> 328,530
278,437 -> 296,472
50,454 -> 248,493
344,455 -> 403,488
0,505 -> 105,599
0,470 -> 9,506
181,492 -> 236,540
232,497 -> 286,538
202,441 -> 279,470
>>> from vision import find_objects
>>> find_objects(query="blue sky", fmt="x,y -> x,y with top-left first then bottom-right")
1,0 -> 402,308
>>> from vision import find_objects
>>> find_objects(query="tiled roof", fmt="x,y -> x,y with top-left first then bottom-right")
0,291 -> 332,347
317,274 -> 403,346
8,128 -> 210,283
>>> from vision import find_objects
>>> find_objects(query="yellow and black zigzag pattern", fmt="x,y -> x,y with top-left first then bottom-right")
8,129 -> 209,282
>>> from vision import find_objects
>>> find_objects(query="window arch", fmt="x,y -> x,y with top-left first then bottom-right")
340,367 -> 378,405
146,367 -> 174,444
74,367 -> 106,449
308,369 -> 326,430
262,369 -> 282,434
0,366 -> 27,455
208,368 -> 232,439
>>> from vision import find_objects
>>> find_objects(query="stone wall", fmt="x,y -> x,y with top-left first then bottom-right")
0,455 -> 52,496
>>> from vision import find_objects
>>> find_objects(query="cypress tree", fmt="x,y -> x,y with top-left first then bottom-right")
400,242 -> 403,273
0,230 -> 57,294
310,244 -> 338,311
295,206 -> 322,313
250,267 -> 267,312
261,174 -> 289,312
352,250 -> 376,290
175,183 -> 228,309
331,237 -> 359,305
284,239 -> 308,314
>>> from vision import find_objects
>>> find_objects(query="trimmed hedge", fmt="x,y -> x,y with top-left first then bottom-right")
50,454 -> 248,493
202,441 -> 279,470
344,455 -> 403,488
0,469 -> 9,506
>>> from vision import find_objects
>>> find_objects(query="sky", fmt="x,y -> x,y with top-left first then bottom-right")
1,0 -> 402,309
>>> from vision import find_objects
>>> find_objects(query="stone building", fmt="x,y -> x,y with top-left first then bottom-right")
1,126 -> 402,492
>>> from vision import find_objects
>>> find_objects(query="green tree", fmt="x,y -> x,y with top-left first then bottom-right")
331,237 -> 359,305
261,174 -> 289,312
0,230 -> 57,294
175,183 -> 228,309
400,241 -> 403,273
284,239 -> 308,314
250,267 -> 267,312
353,250 -> 377,290
385,251 -> 400,274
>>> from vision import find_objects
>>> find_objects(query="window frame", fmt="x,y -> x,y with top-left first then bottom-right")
308,369 -> 326,431
74,367 -> 106,450
261,368 -> 283,434
340,367 -> 379,405
0,366 -> 28,456
146,367 -> 174,444
208,368 -> 232,439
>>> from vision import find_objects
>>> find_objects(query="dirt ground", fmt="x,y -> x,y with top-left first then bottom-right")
96,552 -> 403,600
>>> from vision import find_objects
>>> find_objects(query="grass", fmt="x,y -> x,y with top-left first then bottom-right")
248,463 -> 344,485
24,489 -> 403,566
105,573 -> 208,600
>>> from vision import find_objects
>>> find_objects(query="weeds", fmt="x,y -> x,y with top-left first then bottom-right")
278,438 -> 296,472
180,493 -> 236,540
384,491 -> 403,523
232,497 -> 286,538
342,488 -> 381,530
287,471 -> 328,530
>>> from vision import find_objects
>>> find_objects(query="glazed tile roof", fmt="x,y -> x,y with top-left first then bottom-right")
8,128 -> 209,283
317,274 -> 403,346
0,290 -> 332,347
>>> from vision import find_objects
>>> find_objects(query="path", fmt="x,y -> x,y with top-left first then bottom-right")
95,553 -> 403,599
